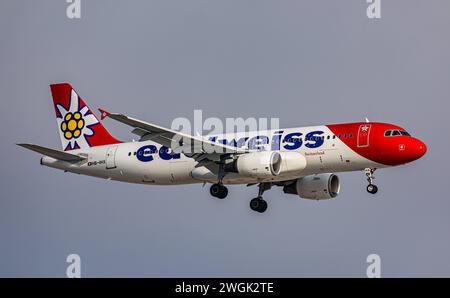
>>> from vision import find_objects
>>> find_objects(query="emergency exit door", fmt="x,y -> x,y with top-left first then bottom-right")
357,124 -> 371,148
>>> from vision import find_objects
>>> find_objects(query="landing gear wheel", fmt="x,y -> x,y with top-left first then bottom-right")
367,184 -> 378,194
210,184 -> 228,199
250,197 -> 268,213
364,168 -> 378,195
210,184 -> 221,197
258,200 -> 268,213
217,186 -> 228,199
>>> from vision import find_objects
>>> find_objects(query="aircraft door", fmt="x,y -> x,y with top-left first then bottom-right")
357,124 -> 372,148
106,146 -> 118,169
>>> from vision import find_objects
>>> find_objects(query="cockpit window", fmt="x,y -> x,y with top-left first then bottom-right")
400,131 -> 411,137
384,130 -> 412,137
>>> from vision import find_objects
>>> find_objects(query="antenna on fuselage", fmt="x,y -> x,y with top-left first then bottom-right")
365,117 -> 370,123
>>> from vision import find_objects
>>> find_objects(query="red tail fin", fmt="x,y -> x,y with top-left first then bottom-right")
50,83 -> 121,151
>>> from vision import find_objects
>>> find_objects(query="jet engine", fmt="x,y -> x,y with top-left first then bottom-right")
224,151 -> 282,178
283,173 -> 340,200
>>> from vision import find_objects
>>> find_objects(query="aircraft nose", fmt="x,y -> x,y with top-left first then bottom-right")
415,139 -> 427,159
395,138 -> 427,165
404,138 -> 427,162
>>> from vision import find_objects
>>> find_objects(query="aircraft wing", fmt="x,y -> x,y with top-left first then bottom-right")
17,143 -> 86,162
99,109 -> 247,156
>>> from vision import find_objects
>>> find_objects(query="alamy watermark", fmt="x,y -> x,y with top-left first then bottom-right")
366,254 -> 381,278
366,0 -> 381,19
169,110 -> 280,154
64,1 -> 380,21
66,253 -> 81,278
66,0 -> 81,19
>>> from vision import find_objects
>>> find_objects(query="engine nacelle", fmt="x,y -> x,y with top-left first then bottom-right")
225,151 -> 282,178
283,173 -> 340,200
277,151 -> 307,174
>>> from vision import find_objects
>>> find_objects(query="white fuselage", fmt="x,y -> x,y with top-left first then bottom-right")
41,125 -> 384,185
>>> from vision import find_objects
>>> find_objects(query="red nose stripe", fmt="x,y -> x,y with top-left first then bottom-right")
326,122 -> 425,166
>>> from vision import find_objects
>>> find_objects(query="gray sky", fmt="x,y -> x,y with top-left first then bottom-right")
1,0 -> 449,277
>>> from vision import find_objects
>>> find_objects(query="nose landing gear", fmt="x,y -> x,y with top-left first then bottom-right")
367,184 -> 378,194
365,168 -> 378,194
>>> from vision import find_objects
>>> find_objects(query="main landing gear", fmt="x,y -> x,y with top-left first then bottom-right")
250,183 -> 271,213
210,183 -> 228,199
365,168 -> 378,194
209,182 -> 271,213
210,164 -> 229,199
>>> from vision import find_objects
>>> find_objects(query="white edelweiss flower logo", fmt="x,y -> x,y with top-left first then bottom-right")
55,89 -> 99,150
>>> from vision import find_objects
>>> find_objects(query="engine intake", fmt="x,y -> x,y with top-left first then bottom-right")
283,173 -> 340,200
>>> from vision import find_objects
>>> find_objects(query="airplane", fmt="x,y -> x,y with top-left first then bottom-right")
18,83 -> 427,213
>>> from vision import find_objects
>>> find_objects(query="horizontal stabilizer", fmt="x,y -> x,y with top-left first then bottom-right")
17,143 -> 86,162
